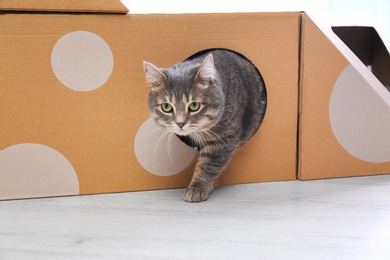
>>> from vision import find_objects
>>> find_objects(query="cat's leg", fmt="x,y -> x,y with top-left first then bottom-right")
183,147 -> 232,202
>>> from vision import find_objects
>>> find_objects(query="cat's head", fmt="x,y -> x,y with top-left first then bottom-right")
143,54 -> 224,136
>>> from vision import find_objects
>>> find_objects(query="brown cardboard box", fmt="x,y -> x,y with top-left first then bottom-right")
298,13 -> 390,180
2,2 -> 388,201
0,2 -> 299,200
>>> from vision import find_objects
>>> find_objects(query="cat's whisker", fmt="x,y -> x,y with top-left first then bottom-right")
144,126 -> 165,140
190,125 -> 211,156
193,130 -> 210,159
195,131 -> 206,150
201,127 -> 230,149
197,127 -> 226,157
187,133 -> 199,163
153,129 -> 170,159
167,132 -> 179,169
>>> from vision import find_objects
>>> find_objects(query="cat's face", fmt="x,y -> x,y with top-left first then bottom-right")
144,54 -> 224,136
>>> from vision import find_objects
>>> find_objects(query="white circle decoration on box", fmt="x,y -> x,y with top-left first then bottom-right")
0,143 -> 79,200
51,30 -> 114,92
134,118 -> 196,176
329,64 -> 390,163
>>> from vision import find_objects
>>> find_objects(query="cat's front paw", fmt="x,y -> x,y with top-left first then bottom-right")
183,187 -> 209,203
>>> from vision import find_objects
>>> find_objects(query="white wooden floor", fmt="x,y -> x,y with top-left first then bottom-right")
1,175 -> 390,260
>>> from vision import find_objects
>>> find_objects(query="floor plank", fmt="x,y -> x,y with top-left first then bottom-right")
1,175 -> 390,260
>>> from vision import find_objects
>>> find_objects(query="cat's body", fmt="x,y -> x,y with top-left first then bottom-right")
144,49 -> 267,202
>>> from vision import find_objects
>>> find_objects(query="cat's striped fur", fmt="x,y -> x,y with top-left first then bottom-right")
144,49 -> 267,202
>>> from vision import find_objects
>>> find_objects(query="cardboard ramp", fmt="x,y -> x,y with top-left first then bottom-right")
298,13 -> 390,180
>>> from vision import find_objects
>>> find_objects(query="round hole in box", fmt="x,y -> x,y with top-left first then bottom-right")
180,48 -> 267,146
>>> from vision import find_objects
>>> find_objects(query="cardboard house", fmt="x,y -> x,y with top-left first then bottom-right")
1,0 -> 389,200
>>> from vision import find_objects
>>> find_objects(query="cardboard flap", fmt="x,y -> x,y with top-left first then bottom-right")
0,0 -> 128,14
332,27 -> 390,87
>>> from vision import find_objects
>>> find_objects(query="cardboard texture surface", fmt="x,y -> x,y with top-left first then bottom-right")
298,13 -> 390,180
0,0 -> 128,13
1,6 -> 389,200
0,11 -> 299,200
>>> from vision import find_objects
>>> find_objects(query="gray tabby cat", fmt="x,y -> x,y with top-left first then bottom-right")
143,49 -> 267,202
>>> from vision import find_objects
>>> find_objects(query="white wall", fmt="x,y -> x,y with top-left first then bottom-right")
122,0 -> 390,49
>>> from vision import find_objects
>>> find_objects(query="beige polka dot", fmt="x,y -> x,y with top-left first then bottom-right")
134,118 -> 196,176
51,30 -> 113,92
0,144 -> 79,200
329,64 -> 390,163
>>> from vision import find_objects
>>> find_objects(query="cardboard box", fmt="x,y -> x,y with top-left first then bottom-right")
0,1 -> 299,200
1,2 -> 389,200
298,13 -> 390,180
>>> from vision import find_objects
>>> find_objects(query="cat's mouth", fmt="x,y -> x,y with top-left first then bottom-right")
173,124 -> 199,137
165,123 -> 200,136
174,129 -> 193,136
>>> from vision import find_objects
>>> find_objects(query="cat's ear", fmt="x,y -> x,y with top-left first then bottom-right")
195,54 -> 216,85
143,61 -> 167,91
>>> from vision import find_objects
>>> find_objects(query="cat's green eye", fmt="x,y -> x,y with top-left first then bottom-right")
161,103 -> 173,113
188,102 -> 201,112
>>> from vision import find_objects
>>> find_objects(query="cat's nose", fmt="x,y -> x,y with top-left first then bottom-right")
176,122 -> 186,129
